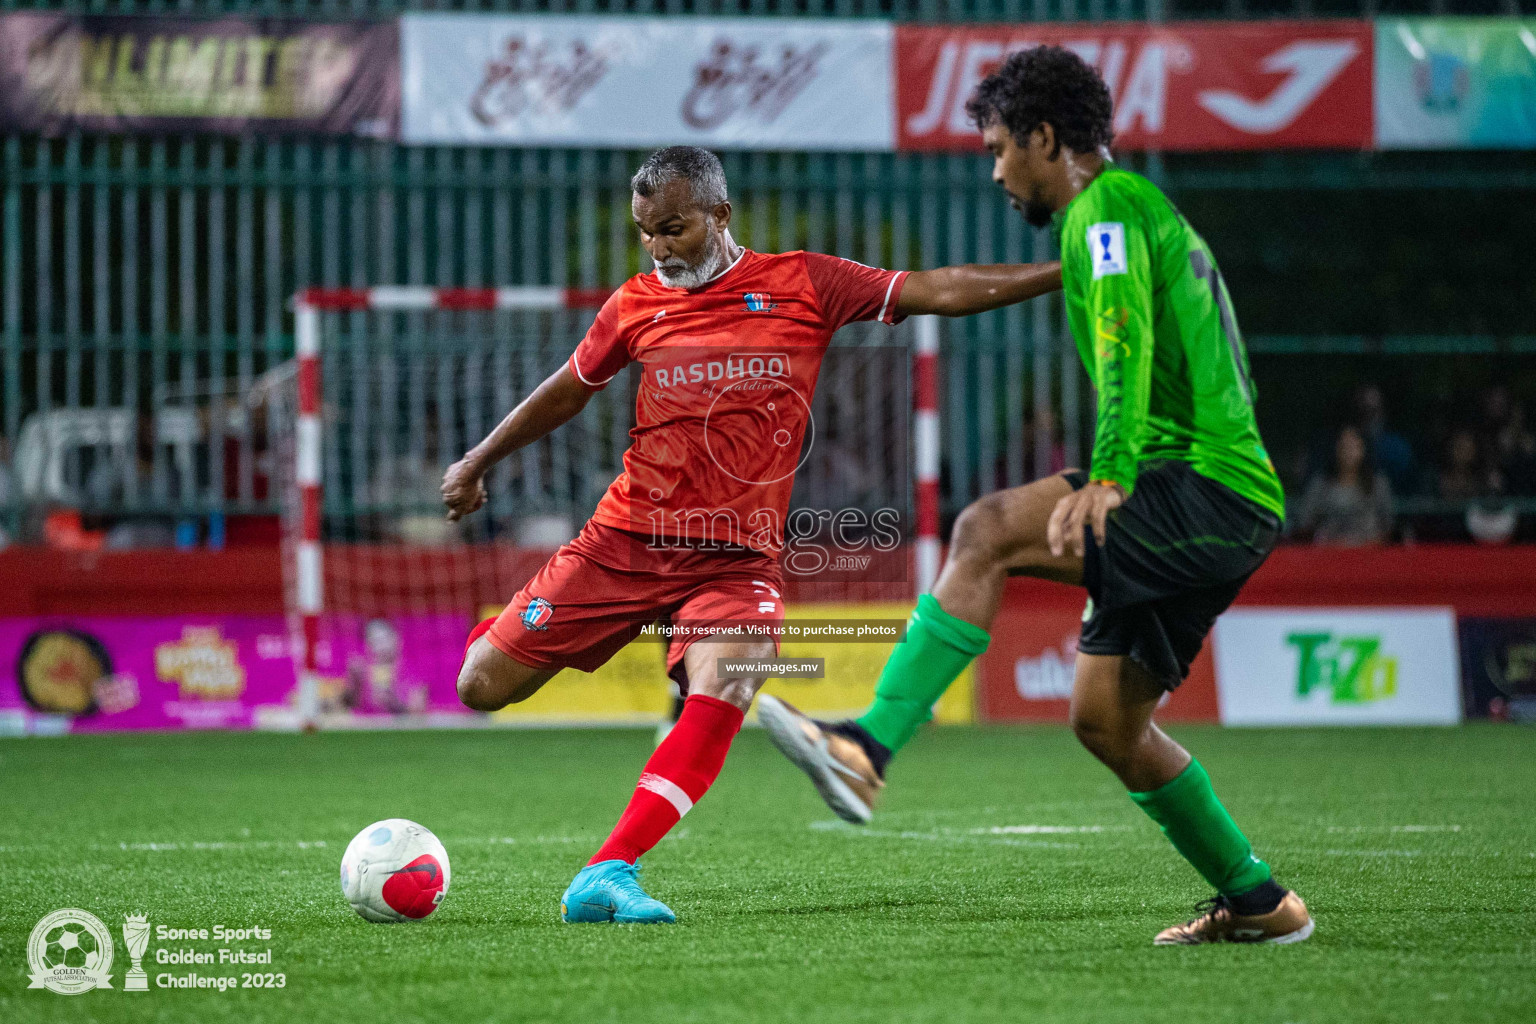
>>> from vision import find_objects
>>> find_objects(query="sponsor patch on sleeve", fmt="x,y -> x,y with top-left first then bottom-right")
1087,222 -> 1127,279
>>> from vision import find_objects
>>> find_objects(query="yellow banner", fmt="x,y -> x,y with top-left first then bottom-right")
487,602 -> 973,727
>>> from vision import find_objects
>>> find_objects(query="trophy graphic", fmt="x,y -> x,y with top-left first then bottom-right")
122,914 -> 150,992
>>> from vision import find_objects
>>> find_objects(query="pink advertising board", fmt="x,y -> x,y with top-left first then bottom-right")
0,614 -> 473,734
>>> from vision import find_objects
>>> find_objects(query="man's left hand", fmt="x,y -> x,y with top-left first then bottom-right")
1047,482 -> 1126,558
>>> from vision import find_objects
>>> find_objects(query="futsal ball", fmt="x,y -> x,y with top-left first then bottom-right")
340,819 -> 451,923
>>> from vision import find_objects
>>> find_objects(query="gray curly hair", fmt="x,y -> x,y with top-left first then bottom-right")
630,146 -> 728,209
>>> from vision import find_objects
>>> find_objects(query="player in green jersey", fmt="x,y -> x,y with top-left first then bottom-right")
759,46 -> 1312,945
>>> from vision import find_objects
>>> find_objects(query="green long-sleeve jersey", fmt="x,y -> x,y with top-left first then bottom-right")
1055,163 -> 1285,519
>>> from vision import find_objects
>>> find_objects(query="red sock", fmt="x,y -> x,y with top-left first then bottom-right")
464,616 -> 496,661
589,694 -> 744,865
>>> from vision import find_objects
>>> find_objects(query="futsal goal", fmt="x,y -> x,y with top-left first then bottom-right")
268,287 -> 939,727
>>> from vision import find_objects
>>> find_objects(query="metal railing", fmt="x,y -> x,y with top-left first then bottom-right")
8,147 -> 1536,540
1,136 -> 1097,539
3,0 -> 1535,543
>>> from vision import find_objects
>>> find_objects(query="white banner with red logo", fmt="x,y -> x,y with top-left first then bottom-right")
895,20 -> 1374,152
400,15 -> 1536,153
400,14 -> 894,150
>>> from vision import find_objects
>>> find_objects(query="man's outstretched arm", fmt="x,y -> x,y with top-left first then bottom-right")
896,261 -> 1062,318
442,364 -> 594,521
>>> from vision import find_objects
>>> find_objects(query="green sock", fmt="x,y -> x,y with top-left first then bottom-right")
1129,759 -> 1273,896
856,594 -> 990,754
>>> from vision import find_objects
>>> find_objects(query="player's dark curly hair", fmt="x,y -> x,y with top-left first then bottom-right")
965,46 -> 1114,155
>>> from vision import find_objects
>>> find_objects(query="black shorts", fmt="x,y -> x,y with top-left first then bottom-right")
1064,461 -> 1281,690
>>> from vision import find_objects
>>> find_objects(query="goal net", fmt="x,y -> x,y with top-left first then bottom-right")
268,287 -> 928,727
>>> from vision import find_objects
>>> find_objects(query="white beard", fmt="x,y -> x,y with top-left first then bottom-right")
654,230 -> 724,289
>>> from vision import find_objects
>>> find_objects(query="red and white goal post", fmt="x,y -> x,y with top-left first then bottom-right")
284,286 -> 941,728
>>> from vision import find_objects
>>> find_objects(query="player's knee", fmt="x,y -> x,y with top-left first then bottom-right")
951,495 -> 1008,562
456,651 -> 510,713
695,675 -> 760,712
456,668 -> 505,713
688,641 -> 773,711
1068,704 -> 1133,771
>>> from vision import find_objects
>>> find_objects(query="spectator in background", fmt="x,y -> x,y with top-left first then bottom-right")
1429,426 -> 1521,544
1438,428 -> 1494,502
1450,392 -> 1531,543
1472,385 -> 1535,491
1477,385 -> 1515,443
1292,424 -> 1394,545
1352,384 -> 1417,496
1492,401 -> 1536,496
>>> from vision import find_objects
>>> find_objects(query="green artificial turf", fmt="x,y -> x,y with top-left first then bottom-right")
1,724 -> 1533,1023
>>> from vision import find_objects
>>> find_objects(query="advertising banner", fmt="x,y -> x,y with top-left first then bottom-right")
4,13 -> 1532,152
494,601 -> 972,727
1213,608 -> 1461,726
0,604 -> 968,733
895,20 -> 1373,152
1375,18 -> 1536,149
1457,617 -> 1536,721
1,616 -> 300,733
401,14 -> 892,150
973,596 -> 1219,723
0,13 -> 398,137
0,614 -> 468,734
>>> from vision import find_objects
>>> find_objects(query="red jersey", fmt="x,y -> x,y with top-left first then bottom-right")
568,249 -> 908,557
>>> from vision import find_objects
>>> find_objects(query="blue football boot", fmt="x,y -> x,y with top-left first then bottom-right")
560,859 -> 677,924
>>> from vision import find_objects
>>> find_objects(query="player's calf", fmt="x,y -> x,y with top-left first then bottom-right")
1069,650 -> 1304,942
1068,708 -> 1145,784
1067,652 -> 1191,791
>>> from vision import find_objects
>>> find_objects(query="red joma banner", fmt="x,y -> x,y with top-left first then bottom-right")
896,20 -> 1373,152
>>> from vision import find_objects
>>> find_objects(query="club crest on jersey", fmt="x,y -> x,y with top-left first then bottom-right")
521,597 -> 554,631
742,292 -> 777,312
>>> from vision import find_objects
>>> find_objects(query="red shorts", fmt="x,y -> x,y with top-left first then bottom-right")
487,522 -> 784,687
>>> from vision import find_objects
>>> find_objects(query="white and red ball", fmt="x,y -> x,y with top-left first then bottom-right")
340,819 -> 450,923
